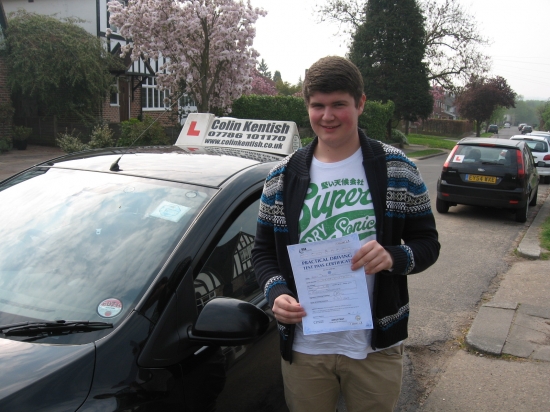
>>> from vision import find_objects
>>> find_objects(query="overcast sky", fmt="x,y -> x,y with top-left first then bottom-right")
250,0 -> 550,101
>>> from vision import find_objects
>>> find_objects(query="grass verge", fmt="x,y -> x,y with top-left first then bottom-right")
407,134 -> 457,150
407,149 -> 443,158
540,214 -> 550,259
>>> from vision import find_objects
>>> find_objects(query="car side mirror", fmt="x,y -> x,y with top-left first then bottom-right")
537,161 -> 546,167
188,297 -> 269,346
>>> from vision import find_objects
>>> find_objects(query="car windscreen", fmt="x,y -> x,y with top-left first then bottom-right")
453,145 -> 517,166
0,168 -> 214,343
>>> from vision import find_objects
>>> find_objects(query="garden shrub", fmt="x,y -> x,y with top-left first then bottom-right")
88,123 -> 114,148
390,129 -> 408,145
0,137 -> 11,152
56,129 -> 89,153
359,100 -> 395,141
117,115 -> 170,147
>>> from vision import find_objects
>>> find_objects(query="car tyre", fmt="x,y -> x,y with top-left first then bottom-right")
529,187 -> 538,207
436,197 -> 450,213
515,202 -> 528,223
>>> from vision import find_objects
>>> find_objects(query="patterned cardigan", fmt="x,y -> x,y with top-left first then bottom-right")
251,130 -> 440,362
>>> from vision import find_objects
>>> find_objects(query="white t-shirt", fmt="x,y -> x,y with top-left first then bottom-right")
293,148 -> 377,359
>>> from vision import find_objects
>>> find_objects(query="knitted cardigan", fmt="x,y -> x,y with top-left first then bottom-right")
251,130 -> 440,362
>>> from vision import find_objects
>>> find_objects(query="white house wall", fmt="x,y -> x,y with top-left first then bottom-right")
3,0 -> 98,36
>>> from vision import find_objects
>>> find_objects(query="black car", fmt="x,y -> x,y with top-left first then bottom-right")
0,114 -> 299,411
436,138 -> 539,222
487,124 -> 498,133
521,125 -> 533,134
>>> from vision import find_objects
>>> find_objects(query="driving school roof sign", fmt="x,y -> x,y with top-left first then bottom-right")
175,113 -> 302,155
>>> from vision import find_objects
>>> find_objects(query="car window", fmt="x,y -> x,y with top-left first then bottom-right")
454,145 -> 516,166
194,199 -> 261,311
0,168 -> 214,340
524,140 -> 548,152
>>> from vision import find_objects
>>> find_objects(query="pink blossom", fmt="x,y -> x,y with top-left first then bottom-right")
108,0 -> 266,112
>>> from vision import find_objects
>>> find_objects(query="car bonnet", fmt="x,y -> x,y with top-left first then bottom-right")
0,337 -> 95,410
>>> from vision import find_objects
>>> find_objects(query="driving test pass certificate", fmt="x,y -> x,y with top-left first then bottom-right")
287,233 -> 373,335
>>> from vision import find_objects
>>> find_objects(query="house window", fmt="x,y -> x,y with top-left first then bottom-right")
110,81 -> 119,106
142,77 -> 168,110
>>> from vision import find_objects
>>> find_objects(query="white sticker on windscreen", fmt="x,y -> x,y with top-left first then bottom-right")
453,155 -> 464,163
97,298 -> 123,318
150,201 -> 190,223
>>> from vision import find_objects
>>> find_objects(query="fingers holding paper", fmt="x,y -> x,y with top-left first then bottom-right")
351,240 -> 393,274
272,294 -> 306,324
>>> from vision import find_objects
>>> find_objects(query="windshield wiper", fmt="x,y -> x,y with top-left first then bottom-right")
481,161 -> 503,165
0,320 -> 113,337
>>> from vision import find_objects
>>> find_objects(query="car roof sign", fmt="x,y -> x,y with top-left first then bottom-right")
175,113 -> 302,155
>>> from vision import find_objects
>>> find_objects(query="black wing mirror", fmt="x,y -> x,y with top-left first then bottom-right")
188,297 -> 269,346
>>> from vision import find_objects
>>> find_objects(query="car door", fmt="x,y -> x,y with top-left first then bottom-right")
179,193 -> 287,412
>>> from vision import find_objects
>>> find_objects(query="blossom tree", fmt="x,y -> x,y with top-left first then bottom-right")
107,0 -> 266,113
249,70 -> 277,96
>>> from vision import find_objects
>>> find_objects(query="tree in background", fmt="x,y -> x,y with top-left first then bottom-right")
507,98 -> 544,128
249,70 -> 277,96
455,76 -> 516,136
4,11 -> 120,132
317,0 -> 490,91
349,0 -> 433,136
272,71 -> 282,83
540,101 -> 550,131
488,106 -> 507,128
108,0 -> 266,113
275,79 -> 301,96
257,58 -> 272,80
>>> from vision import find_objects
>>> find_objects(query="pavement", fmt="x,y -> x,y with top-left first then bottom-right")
2,143 -> 550,410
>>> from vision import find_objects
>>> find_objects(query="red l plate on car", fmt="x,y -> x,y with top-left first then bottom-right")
466,174 -> 497,184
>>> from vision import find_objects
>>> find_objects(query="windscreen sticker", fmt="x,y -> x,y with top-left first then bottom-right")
453,155 -> 464,163
97,298 -> 123,318
150,201 -> 190,223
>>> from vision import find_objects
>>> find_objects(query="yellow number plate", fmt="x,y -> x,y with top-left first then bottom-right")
467,174 -> 497,184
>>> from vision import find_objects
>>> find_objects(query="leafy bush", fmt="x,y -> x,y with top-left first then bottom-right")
12,125 -> 33,141
0,102 -> 15,127
89,123 -> 114,148
359,100 -> 395,141
117,115 -> 170,147
0,137 -> 11,152
391,129 -> 408,145
56,129 -> 89,153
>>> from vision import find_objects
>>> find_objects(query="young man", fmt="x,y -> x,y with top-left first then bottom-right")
251,56 -> 440,412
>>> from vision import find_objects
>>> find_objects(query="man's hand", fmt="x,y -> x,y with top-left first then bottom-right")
272,294 -> 306,324
351,240 -> 393,274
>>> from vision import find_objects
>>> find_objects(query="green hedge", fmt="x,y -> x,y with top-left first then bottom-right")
359,100 -> 395,141
416,119 -> 472,137
230,95 -> 309,127
231,95 -> 395,141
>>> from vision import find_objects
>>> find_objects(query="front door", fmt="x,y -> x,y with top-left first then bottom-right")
119,79 -> 130,122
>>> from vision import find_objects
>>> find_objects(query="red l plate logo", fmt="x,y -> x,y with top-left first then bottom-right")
188,121 -> 200,136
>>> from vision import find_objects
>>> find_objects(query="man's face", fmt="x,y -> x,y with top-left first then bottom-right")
307,91 -> 366,151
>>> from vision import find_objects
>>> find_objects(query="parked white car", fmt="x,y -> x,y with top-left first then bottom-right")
510,135 -> 550,183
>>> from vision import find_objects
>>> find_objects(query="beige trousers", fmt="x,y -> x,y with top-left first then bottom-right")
281,344 -> 404,412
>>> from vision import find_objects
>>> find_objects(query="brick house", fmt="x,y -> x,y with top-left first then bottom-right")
2,0 -> 195,144
430,86 -> 458,120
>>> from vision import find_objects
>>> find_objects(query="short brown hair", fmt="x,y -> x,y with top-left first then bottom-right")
302,56 -> 364,107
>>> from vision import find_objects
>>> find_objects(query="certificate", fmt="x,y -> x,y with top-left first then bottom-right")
287,234 -> 373,335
